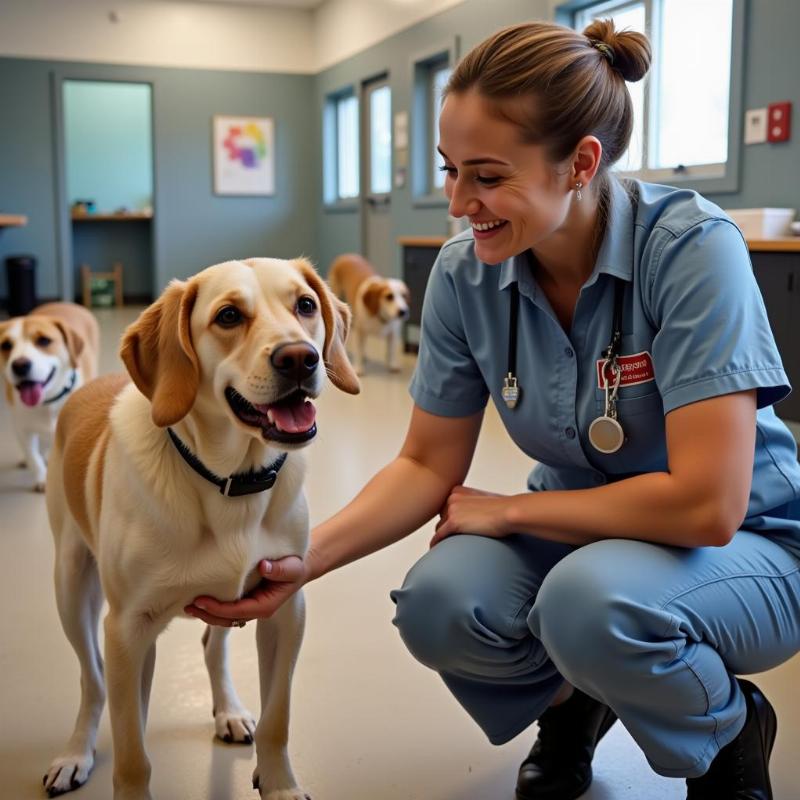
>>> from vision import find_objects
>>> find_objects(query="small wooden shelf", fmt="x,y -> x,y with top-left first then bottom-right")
747,238 -> 800,253
71,212 -> 153,222
0,214 -> 28,227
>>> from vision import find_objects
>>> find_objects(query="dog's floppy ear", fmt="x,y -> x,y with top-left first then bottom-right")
48,318 -> 85,368
362,283 -> 382,316
120,279 -> 200,426
296,258 -> 360,395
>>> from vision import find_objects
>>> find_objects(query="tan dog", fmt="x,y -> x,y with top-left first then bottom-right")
0,302 -> 98,491
328,253 -> 410,375
43,257 -> 359,800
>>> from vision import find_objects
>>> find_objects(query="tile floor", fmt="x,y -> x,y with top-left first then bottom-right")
0,306 -> 798,799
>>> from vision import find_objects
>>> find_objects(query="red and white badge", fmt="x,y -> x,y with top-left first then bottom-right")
596,351 -> 655,389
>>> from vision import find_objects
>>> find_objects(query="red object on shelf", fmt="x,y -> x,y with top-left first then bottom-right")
767,101 -> 792,142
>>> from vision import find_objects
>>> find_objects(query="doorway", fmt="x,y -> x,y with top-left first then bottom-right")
62,80 -> 155,304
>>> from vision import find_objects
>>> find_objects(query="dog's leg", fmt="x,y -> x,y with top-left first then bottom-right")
202,624 -> 256,743
16,429 -> 46,491
141,643 -> 156,726
43,525 -> 105,797
104,612 -> 159,800
252,590 -> 309,800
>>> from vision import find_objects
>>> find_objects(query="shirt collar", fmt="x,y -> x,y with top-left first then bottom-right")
498,177 -> 636,292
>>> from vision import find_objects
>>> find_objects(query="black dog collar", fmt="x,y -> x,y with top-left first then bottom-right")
167,427 -> 287,497
44,369 -> 77,405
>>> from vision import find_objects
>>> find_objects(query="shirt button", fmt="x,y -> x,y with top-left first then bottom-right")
564,347 -> 574,358
565,426 -> 576,439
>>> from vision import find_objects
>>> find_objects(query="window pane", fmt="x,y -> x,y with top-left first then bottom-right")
654,0 -> 732,168
432,65 -> 451,190
370,85 -> 392,195
337,95 -> 359,199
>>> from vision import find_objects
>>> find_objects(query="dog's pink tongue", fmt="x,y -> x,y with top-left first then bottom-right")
19,382 -> 44,407
266,400 -> 316,433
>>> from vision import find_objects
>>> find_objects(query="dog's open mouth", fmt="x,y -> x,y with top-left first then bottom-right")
225,387 -> 317,444
16,367 -> 55,407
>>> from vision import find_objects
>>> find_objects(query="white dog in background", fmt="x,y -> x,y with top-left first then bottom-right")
43,257 -> 359,800
0,302 -> 98,491
327,252 -> 410,375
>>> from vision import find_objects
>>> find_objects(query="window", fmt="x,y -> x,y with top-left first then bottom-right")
573,0 -> 735,181
411,51 -> 453,202
324,90 -> 359,203
431,65 -> 452,190
368,84 -> 392,195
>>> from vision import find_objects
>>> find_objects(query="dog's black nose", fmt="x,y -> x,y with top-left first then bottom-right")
270,342 -> 319,382
11,358 -> 31,378
398,308 -> 409,319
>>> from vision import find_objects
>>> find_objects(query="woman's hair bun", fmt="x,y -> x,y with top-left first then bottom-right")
583,18 -> 652,83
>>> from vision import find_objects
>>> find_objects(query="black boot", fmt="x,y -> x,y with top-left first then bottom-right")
515,688 -> 617,800
686,678 -> 777,800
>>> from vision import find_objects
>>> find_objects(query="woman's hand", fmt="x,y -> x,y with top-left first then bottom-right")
430,486 -> 512,547
185,555 -> 307,627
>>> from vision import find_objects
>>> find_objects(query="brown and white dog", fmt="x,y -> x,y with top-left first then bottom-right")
43,257 -> 359,800
327,253 -> 410,375
0,302 -> 98,491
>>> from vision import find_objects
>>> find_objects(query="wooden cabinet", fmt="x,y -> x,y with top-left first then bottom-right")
398,236 -> 446,351
751,249 -> 800,422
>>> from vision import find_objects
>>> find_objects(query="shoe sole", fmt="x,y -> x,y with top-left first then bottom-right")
515,706 -> 619,800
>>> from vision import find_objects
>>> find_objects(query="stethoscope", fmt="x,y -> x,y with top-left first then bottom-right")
502,276 -> 627,455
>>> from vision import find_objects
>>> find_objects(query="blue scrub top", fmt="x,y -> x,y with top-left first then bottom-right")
410,178 -> 800,533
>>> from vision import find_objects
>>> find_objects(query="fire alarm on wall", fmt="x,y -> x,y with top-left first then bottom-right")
767,101 -> 792,143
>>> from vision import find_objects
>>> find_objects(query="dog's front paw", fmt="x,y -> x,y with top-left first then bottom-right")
252,773 -> 311,800
215,709 -> 256,744
43,751 -> 94,797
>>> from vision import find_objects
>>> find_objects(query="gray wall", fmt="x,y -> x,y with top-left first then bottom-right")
314,0 -> 800,277
0,58 -> 316,302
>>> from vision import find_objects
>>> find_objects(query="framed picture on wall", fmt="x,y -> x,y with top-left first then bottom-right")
213,115 -> 275,196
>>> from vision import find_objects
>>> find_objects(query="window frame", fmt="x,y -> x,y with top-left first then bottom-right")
410,38 -> 459,208
556,0 -> 746,194
323,85 -> 360,211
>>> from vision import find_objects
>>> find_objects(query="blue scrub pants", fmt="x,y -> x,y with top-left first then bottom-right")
390,530 -> 800,778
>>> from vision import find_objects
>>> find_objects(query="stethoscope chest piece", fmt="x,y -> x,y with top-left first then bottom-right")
588,414 -> 625,454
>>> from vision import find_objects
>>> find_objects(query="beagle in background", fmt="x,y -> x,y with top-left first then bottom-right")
327,252 -> 410,375
0,302 -> 98,491
43,257 -> 359,800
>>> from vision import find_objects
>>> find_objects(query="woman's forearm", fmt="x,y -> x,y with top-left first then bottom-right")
307,455 -> 455,580
506,471 -> 742,549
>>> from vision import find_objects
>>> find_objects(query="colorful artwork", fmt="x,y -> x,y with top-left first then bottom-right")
213,116 -> 275,196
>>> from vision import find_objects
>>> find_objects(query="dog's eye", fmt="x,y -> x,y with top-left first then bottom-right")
0,340 -> 11,352
215,306 -> 243,327
36,336 -> 52,347
296,296 -> 317,317
385,293 -> 394,302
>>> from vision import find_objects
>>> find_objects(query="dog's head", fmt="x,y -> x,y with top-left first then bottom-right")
120,257 -> 359,448
362,278 -> 411,323
0,314 -> 84,407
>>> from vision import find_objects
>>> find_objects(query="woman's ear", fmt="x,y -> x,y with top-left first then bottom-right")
296,259 -> 360,395
571,135 -> 603,190
119,279 -> 200,426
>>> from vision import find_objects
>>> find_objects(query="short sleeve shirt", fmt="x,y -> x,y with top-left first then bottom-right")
409,178 -> 800,520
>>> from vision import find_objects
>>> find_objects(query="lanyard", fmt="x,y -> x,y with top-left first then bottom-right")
502,275 -> 626,412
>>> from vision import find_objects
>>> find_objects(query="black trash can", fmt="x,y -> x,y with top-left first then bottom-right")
5,255 -> 37,316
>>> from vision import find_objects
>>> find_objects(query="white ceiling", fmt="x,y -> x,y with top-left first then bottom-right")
173,0 -> 326,9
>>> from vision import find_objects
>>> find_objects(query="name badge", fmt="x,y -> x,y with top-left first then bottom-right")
596,351 -> 655,390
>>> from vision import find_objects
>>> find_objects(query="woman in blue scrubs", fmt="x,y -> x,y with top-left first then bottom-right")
190,18 -> 800,800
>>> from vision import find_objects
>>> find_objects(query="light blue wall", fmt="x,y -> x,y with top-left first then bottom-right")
64,80 -> 153,213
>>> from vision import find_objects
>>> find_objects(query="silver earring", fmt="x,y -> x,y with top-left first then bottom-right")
575,181 -> 583,201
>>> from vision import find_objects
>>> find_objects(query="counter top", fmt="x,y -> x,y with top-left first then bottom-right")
0,215 -> 28,227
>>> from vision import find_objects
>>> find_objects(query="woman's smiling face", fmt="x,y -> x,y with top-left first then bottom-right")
438,90 -> 574,266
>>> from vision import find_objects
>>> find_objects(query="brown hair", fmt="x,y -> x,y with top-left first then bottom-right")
445,19 -> 651,179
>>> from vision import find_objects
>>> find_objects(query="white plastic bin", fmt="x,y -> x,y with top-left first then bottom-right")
723,208 -> 796,239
